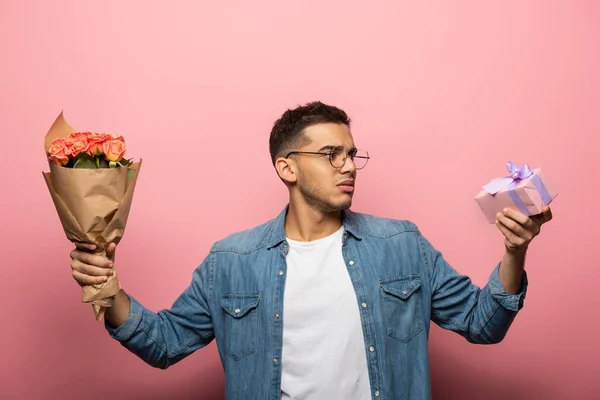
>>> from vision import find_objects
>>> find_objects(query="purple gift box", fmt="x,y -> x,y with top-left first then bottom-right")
474,162 -> 558,224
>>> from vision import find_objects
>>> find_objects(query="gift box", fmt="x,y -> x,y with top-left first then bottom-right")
474,162 -> 557,223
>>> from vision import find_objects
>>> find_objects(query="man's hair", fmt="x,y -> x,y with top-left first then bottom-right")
269,101 -> 351,165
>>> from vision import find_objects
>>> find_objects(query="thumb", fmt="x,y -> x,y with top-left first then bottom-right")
106,242 -> 117,261
542,206 -> 553,222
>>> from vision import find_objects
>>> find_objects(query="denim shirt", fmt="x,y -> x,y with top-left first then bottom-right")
106,206 -> 527,400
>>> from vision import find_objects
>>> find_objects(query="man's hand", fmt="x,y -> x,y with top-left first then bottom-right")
70,242 -> 117,286
496,205 -> 553,294
70,242 -> 130,327
495,205 -> 553,254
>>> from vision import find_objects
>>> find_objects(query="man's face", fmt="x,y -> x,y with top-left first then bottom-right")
291,123 -> 358,213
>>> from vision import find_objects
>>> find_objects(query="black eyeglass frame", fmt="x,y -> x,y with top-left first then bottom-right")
285,146 -> 370,170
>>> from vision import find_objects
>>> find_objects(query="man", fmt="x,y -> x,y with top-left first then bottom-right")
70,101 -> 552,399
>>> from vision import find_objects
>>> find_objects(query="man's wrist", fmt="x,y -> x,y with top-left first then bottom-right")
504,244 -> 528,259
105,289 -> 131,328
499,248 -> 527,294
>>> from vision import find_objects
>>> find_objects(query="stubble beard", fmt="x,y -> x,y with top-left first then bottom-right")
296,167 -> 352,213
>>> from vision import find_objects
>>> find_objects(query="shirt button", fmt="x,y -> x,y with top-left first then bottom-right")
234,308 -> 241,314
375,391 -> 380,397
348,260 -> 355,266
369,346 -> 375,352
402,290 -> 407,295
273,358 -> 279,365
361,303 -> 367,308
275,313 -> 280,319
279,270 -> 284,276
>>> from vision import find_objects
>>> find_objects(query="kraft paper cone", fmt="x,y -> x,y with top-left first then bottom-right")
43,111 -> 141,322
44,110 -> 75,152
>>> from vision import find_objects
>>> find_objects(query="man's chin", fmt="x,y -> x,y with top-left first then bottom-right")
331,198 -> 353,211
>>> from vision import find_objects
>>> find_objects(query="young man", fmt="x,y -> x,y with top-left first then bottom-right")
70,102 -> 552,399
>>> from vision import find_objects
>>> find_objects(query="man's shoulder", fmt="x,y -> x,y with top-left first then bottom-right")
349,210 -> 421,238
207,209 -> 423,254
209,217 -> 278,255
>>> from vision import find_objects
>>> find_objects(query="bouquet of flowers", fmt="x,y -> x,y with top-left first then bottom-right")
42,111 -> 142,322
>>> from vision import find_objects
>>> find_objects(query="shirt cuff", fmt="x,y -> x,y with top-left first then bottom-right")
488,262 -> 528,312
104,293 -> 144,342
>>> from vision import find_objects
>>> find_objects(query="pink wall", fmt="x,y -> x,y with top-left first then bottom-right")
1,1 -> 598,398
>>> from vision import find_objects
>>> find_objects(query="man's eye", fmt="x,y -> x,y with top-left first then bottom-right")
331,148 -> 344,158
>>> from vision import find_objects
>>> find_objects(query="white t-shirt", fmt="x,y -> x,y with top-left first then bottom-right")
281,226 -> 372,400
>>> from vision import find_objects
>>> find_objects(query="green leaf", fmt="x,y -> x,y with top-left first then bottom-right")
95,156 -> 100,168
119,158 -> 133,167
73,158 -> 97,169
75,152 -> 92,160
73,153 -> 98,169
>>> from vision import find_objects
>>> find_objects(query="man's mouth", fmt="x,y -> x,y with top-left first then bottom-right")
337,179 -> 355,193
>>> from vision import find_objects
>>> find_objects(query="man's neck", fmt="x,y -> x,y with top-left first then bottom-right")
284,201 -> 343,242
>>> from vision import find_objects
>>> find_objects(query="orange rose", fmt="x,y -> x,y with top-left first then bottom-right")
103,137 -> 126,162
67,140 -> 90,157
48,138 -> 69,166
64,132 -> 89,143
63,132 -> 90,157
86,133 -> 108,156
107,134 -> 124,141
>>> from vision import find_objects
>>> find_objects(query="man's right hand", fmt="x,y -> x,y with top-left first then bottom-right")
70,242 -> 116,286
70,242 -> 131,327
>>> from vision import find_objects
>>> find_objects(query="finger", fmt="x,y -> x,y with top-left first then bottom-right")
74,242 -> 96,251
496,212 -> 532,241
106,242 -> 117,261
496,219 -> 527,247
529,206 -> 553,227
70,249 -> 113,269
72,259 -> 114,277
501,208 -> 534,229
542,206 -> 553,222
72,270 -> 108,286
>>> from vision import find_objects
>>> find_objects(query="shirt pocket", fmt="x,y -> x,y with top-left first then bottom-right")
379,275 -> 424,343
220,293 -> 260,361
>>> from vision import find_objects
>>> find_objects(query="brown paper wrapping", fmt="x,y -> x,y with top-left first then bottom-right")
42,112 -> 141,322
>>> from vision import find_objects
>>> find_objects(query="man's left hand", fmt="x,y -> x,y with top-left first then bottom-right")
496,205 -> 553,253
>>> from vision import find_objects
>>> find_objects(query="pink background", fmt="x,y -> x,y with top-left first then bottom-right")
1,1 -> 598,399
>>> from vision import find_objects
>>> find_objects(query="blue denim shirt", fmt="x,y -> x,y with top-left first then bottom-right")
106,206 -> 527,399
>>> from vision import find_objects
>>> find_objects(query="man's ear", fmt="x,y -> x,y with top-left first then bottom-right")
275,157 -> 298,184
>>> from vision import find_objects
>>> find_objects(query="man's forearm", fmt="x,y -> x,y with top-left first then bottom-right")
498,248 -> 526,294
105,289 -> 131,328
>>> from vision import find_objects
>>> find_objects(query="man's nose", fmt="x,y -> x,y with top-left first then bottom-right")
340,155 -> 357,174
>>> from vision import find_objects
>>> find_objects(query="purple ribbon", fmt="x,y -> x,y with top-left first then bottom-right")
483,162 -> 552,215
483,162 -> 534,194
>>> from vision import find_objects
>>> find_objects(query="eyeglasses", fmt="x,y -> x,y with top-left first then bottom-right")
285,146 -> 370,170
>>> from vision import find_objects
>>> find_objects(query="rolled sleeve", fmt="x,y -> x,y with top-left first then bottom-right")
488,262 -> 528,312
100,256 -> 215,369
104,293 -> 144,342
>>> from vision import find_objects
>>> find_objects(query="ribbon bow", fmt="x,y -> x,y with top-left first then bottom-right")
483,161 -> 534,195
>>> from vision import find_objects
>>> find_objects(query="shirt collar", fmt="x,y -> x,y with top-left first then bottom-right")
267,204 -> 362,249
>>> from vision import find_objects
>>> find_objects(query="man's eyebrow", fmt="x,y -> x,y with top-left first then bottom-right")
316,144 -> 357,152
317,145 -> 337,151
